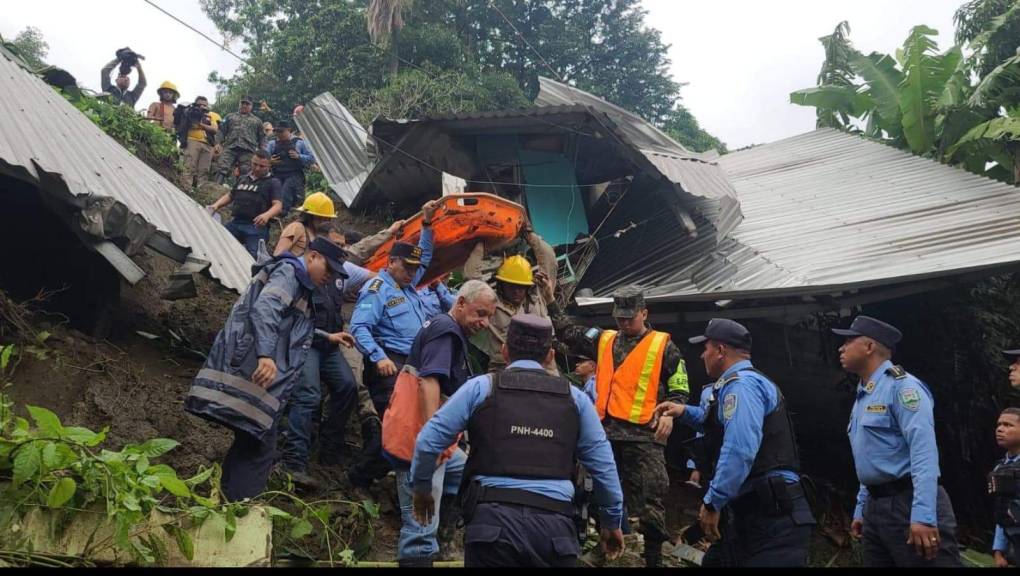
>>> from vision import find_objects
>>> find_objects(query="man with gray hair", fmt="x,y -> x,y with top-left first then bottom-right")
380,279 -> 497,567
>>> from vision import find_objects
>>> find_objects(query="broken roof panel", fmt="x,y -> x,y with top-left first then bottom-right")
534,76 -> 742,238
580,128 -> 1020,305
0,51 -> 252,294
295,92 -> 374,207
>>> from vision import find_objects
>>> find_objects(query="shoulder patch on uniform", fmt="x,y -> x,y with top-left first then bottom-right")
334,278 -> 344,290
722,393 -> 738,421
368,278 -> 383,293
888,365 -> 908,379
898,387 -> 921,411
865,404 -> 887,414
385,296 -> 406,308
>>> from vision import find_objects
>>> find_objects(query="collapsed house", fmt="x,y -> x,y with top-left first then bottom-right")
301,80 -> 1020,529
0,46 -> 252,332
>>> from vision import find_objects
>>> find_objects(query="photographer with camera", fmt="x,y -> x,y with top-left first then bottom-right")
214,95 -> 264,186
176,96 -> 221,190
100,47 -> 147,108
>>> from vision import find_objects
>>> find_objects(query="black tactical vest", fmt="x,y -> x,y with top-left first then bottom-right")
989,459 -> 1020,531
465,368 -> 580,481
231,176 -> 273,220
273,138 -> 305,175
702,367 -> 800,484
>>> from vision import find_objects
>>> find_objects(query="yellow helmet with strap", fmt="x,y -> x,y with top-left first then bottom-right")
494,255 -> 534,286
296,192 -> 336,218
158,80 -> 179,95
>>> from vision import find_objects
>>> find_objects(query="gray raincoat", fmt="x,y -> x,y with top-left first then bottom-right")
185,253 -> 315,440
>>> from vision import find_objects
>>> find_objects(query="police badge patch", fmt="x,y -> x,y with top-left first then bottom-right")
863,380 -> 876,394
723,394 -> 737,421
898,388 -> 921,412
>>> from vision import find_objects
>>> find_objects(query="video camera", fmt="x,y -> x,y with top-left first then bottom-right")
114,47 -> 145,76
173,102 -> 212,148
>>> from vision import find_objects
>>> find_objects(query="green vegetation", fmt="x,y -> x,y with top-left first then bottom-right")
200,0 -> 725,152
792,8 -> 1020,183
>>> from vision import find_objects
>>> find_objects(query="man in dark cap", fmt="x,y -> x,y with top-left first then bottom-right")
215,95 -> 264,185
550,285 -> 689,567
265,119 -> 316,213
833,315 -> 960,567
348,200 -> 439,488
653,318 -> 814,566
410,314 -> 625,567
185,236 -> 346,501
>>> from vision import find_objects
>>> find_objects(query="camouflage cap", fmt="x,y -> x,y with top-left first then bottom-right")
507,314 -> 553,356
612,285 -> 645,318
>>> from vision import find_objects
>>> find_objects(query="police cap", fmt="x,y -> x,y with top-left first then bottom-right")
612,285 -> 645,318
831,315 -> 902,349
507,314 -> 553,356
389,241 -> 422,266
308,237 -> 349,278
275,119 -> 292,131
689,318 -> 752,351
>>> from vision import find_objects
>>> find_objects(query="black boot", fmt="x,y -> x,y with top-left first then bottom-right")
644,540 -> 664,568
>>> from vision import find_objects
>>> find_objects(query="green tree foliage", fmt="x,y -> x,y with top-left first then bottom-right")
954,0 -> 1020,77
791,22 -> 1020,183
200,0 -> 724,152
7,27 -> 49,70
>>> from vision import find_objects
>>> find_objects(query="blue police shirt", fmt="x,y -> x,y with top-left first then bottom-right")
419,282 -> 457,319
848,359 -> 939,525
994,452 -> 1020,552
410,359 -> 625,530
677,360 -> 799,510
350,228 -> 434,362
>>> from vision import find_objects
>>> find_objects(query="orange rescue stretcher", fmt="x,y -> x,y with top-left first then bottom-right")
362,193 -> 526,288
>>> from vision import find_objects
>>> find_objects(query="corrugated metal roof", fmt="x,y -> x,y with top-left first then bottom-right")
534,77 -> 741,237
0,51 -> 252,294
580,128 -> 1020,305
295,92 -> 374,207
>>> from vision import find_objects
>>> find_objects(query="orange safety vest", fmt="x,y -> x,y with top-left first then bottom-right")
594,329 -> 670,425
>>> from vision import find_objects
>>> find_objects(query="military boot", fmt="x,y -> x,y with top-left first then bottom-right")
644,540 -> 664,568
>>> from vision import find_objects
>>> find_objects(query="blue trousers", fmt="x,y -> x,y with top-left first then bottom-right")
222,426 -> 277,502
862,485 -> 960,567
277,172 -> 306,213
702,491 -> 815,567
225,218 -> 268,259
280,345 -> 358,472
464,502 -> 580,567
394,449 -> 466,561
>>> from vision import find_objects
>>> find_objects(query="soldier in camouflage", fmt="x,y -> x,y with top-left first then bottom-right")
214,95 -> 264,185
550,285 -> 689,567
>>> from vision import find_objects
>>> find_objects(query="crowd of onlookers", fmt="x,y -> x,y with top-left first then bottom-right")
100,48 -> 321,258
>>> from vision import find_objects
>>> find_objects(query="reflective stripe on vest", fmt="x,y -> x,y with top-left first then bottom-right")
594,329 -> 670,425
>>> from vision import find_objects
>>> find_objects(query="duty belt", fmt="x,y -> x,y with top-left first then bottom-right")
477,486 -> 575,517
866,476 -> 914,498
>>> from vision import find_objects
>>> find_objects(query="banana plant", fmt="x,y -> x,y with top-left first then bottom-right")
791,22 -> 1020,183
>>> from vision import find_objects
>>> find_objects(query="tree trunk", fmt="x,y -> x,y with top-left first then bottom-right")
389,25 -> 400,76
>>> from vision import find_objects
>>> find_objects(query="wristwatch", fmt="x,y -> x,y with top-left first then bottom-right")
422,219 -> 432,227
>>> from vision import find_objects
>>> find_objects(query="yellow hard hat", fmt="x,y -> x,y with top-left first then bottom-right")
297,192 -> 336,218
494,255 -> 534,286
158,81 -> 179,95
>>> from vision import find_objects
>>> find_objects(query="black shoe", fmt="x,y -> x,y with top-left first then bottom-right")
317,449 -> 345,467
397,557 -> 434,568
287,469 -> 323,492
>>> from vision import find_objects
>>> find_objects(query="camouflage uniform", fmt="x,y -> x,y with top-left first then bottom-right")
215,111 -> 264,182
551,291 -> 689,564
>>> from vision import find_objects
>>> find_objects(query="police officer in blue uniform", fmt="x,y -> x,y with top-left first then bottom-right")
990,404 -> 1020,568
833,315 -> 960,566
654,318 -> 815,567
410,314 -> 626,567
350,200 -> 439,415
